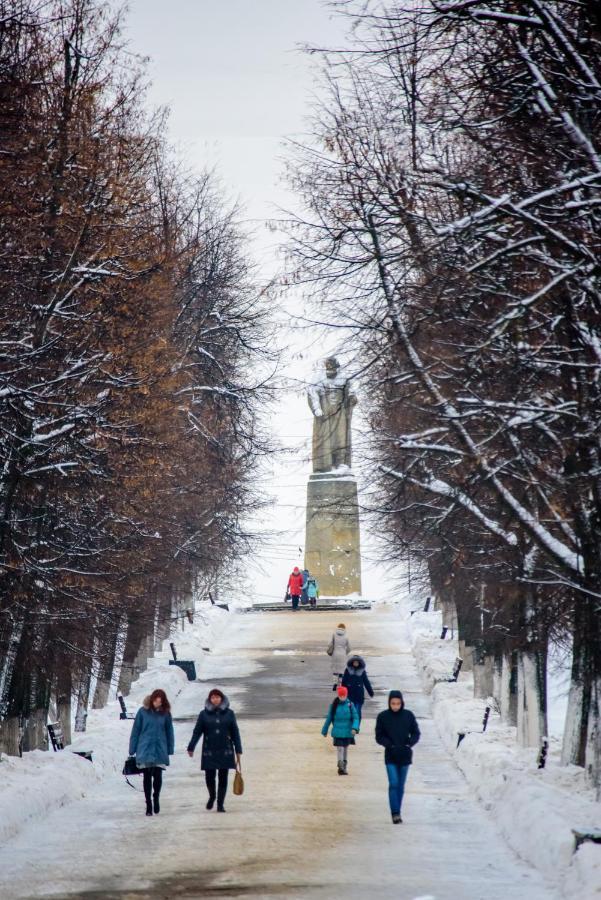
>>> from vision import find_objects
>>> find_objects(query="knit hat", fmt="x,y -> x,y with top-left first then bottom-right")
337,686 -> 348,699
337,623 -> 345,629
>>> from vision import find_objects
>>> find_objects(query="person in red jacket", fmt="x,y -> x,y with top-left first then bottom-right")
287,566 -> 304,610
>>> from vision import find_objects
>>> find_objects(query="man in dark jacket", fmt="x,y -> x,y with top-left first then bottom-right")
341,655 -> 374,724
187,689 -> 242,812
375,690 -> 420,824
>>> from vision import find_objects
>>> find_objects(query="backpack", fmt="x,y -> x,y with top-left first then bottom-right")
331,698 -> 355,726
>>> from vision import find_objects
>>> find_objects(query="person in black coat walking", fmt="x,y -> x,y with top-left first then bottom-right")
375,690 -> 420,824
341,655 -> 374,724
187,688 -> 242,812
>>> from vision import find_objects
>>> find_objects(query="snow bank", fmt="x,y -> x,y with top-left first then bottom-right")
405,604 -> 601,899
0,603 -> 233,845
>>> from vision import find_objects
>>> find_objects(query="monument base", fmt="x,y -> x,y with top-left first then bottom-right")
304,470 -> 362,597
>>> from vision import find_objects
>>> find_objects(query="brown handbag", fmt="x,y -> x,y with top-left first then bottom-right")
233,764 -> 244,796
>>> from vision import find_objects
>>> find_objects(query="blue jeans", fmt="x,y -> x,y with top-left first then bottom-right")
354,702 -> 363,725
386,763 -> 410,816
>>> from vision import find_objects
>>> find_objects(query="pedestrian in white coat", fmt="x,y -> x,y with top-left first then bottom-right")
327,623 -> 351,691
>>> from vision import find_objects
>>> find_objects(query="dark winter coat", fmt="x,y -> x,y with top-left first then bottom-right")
187,695 -> 242,770
342,655 -> 374,706
288,569 -> 303,596
375,690 -> 420,766
129,696 -> 175,767
322,698 -> 360,739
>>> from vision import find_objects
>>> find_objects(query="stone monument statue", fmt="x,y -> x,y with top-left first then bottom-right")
307,357 -> 358,472
304,357 -> 362,598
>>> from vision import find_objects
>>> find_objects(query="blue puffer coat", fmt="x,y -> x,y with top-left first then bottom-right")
321,698 -> 360,739
187,695 -> 242,771
129,696 -> 175,767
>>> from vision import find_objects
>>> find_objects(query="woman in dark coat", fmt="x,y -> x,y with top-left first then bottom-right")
375,690 -> 420,824
129,688 -> 175,817
341,654 -> 374,724
187,688 -> 242,812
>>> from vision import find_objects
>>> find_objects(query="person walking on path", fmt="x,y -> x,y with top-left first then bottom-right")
375,690 -> 421,824
307,574 -> 319,607
128,689 -> 175,817
327,623 -> 351,689
287,566 -> 304,611
301,568 -> 310,605
321,685 -> 360,775
187,688 -> 243,813
342,654 -> 374,724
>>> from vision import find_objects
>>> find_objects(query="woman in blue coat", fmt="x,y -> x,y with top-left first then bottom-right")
341,654 -> 374,724
321,685 -> 360,775
129,689 -> 175,816
187,689 -> 243,812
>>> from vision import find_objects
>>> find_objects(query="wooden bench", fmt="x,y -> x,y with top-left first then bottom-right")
572,829 -> 601,852
456,704 -> 492,748
168,643 -> 197,681
118,694 -> 135,720
47,721 -> 93,762
434,657 -> 463,684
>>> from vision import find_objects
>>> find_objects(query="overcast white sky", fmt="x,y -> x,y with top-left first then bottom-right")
124,1 -> 393,602
125,0 -> 344,272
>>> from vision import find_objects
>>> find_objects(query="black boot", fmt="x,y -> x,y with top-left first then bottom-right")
217,804 -> 226,812
153,794 -> 160,814
145,801 -> 153,816
206,795 -> 215,810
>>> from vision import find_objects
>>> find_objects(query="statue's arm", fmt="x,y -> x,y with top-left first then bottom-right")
346,381 -> 358,409
307,386 -> 324,418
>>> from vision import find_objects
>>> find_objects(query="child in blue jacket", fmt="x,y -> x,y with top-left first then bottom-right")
321,685 -> 360,775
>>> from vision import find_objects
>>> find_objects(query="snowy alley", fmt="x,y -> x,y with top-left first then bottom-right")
0,605 -> 561,900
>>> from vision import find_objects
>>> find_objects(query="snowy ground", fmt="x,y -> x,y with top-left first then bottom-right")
406,604 -> 601,899
0,604 -> 565,899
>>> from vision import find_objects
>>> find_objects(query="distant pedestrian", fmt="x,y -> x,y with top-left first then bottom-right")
321,685 -> 360,775
301,568 -> 310,605
375,690 -> 420,824
187,689 -> 243,813
287,566 -> 304,611
307,574 -> 319,607
128,689 -> 175,817
327,623 -> 351,690
342,654 -> 374,724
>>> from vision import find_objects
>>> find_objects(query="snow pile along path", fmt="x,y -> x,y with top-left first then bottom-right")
406,606 -> 601,899
0,603 -> 232,846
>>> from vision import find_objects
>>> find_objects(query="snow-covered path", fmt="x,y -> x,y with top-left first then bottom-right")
0,606 -> 559,900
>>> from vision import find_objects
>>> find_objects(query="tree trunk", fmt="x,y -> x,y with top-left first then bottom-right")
561,598 -> 601,787
56,667 -> 72,745
472,642 -> 494,699
0,717 -> 21,756
440,596 -> 458,636
154,593 -> 172,651
516,648 -> 547,748
499,651 -> 518,726
118,614 -> 145,695
74,669 -> 92,733
92,620 -> 119,709
22,707 -> 48,752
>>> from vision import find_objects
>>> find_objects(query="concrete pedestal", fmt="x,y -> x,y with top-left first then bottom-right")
304,471 -> 362,597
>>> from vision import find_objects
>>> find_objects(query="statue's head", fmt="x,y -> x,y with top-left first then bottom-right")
324,357 -> 340,379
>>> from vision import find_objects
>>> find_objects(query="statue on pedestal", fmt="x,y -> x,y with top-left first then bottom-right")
305,357 -> 362,597
307,357 -> 358,473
